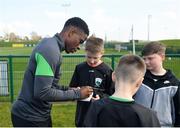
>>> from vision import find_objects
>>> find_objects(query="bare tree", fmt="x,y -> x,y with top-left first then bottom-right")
30,31 -> 42,41
24,36 -> 29,41
9,32 -> 18,41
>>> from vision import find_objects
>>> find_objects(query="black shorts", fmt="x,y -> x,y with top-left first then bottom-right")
11,113 -> 52,127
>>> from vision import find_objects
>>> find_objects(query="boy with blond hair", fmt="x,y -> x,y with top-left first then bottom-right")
69,36 -> 114,127
84,54 -> 160,127
134,41 -> 180,127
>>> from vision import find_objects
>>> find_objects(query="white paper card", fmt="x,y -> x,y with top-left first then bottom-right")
80,92 -> 93,102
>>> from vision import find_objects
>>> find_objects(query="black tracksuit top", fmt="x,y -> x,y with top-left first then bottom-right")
69,61 -> 115,126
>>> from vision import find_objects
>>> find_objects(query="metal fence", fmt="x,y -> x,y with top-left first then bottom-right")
0,54 -> 180,102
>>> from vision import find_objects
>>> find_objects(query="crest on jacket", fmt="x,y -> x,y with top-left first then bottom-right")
95,78 -> 102,87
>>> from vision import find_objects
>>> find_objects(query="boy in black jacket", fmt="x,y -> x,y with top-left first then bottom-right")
134,41 -> 180,127
84,54 -> 160,127
69,36 -> 114,127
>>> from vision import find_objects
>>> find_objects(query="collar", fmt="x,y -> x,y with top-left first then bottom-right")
145,69 -> 173,80
54,33 -> 65,52
109,96 -> 134,102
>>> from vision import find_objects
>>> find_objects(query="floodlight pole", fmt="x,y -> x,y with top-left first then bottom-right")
132,25 -> 135,55
147,15 -> 151,42
62,2 -> 71,19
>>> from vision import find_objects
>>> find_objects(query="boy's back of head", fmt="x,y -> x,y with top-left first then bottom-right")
114,54 -> 146,84
142,41 -> 166,56
85,36 -> 104,54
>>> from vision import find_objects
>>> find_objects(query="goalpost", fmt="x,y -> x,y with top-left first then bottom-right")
0,61 -> 9,96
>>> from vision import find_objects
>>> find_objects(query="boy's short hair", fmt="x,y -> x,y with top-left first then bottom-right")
115,54 -> 146,83
64,17 -> 89,36
142,41 -> 166,56
85,36 -> 104,54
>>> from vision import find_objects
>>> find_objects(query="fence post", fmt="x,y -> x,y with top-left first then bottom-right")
9,56 -> 14,103
111,55 -> 115,70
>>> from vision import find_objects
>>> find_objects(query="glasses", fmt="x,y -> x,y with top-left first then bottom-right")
74,30 -> 86,44
79,39 -> 85,44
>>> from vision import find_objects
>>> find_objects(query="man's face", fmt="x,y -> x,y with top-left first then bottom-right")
65,28 -> 87,53
142,53 -> 165,72
86,51 -> 103,67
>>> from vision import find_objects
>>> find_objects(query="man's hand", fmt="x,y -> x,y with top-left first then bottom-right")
79,86 -> 93,99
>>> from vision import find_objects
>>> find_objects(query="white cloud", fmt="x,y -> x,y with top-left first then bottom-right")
1,0 -> 179,41
88,8 -> 126,41
162,11 -> 178,20
45,10 -> 66,19
0,21 -> 33,36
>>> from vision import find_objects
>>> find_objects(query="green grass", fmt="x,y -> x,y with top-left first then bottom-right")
0,102 -> 76,127
0,46 -> 180,126
52,102 -> 76,127
164,57 -> 180,78
159,39 -> 180,46
0,47 -> 33,55
0,102 -> 12,127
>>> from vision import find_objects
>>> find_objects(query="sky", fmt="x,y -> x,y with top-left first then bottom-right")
0,0 -> 180,41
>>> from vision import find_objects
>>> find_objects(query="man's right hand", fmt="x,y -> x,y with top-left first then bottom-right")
79,86 -> 93,99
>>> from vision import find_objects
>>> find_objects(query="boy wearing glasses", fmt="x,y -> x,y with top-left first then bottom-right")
69,36 -> 115,127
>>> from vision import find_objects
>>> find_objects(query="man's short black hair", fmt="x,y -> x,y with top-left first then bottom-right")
64,17 -> 89,35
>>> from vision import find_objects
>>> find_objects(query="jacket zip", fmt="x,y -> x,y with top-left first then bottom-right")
150,90 -> 155,108
150,81 -> 156,108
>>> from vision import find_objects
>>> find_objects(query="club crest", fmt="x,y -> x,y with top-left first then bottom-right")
95,78 -> 102,87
